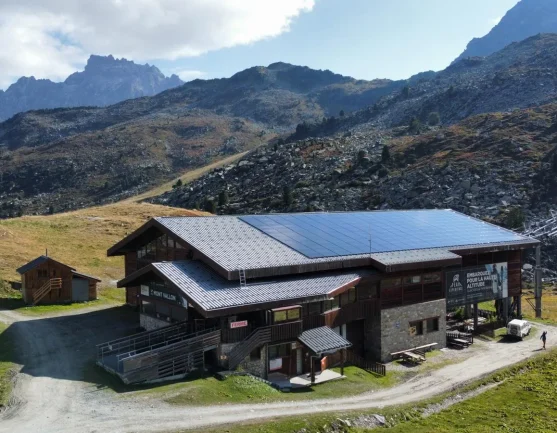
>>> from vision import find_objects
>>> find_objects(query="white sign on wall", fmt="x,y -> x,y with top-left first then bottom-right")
230,320 -> 248,329
269,358 -> 283,371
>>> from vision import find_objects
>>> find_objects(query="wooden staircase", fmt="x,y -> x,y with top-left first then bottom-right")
33,278 -> 62,305
227,327 -> 272,370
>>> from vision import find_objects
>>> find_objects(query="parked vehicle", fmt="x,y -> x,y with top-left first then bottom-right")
507,319 -> 532,339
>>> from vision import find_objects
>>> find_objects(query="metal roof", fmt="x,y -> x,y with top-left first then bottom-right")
136,261 -> 365,312
370,249 -> 463,272
16,256 -> 75,275
298,326 -> 352,355
71,270 -> 101,282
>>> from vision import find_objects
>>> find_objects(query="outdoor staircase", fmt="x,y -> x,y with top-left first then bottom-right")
33,278 -> 62,305
227,326 -> 271,370
96,323 -> 221,384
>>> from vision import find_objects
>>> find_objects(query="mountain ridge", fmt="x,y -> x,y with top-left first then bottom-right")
0,55 -> 184,121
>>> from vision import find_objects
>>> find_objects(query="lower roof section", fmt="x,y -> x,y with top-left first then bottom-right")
370,249 -> 462,272
119,261 -> 369,316
298,326 -> 352,355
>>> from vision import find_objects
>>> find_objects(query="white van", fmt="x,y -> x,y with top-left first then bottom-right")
507,319 -> 532,339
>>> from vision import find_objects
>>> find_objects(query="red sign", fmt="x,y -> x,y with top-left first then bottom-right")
230,320 -> 248,329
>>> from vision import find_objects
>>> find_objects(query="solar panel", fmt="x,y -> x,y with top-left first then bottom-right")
239,210 -> 530,259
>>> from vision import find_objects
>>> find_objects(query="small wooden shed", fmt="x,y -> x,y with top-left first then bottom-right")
16,256 -> 100,305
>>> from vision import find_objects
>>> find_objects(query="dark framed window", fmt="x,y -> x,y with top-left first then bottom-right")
427,317 -> 439,333
273,307 -> 301,323
340,287 -> 357,306
409,320 -> 423,336
38,269 -> 48,278
307,302 -> 322,316
381,278 -> 402,290
423,273 -> 441,284
403,275 -> 421,286
142,301 -> 155,315
323,296 -> 340,312
268,343 -> 290,359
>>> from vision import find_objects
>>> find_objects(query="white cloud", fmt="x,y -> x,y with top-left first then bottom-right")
0,0 -> 314,89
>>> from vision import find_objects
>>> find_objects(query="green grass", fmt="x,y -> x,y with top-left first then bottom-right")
11,287 -> 125,317
189,350 -> 557,433
0,321 -> 17,408
133,366 -> 399,406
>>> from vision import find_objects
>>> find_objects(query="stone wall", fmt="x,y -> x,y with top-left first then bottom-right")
218,342 -> 267,378
380,299 -> 446,362
140,313 -> 170,331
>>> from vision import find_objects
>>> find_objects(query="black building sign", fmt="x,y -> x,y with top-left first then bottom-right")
140,283 -> 187,307
446,262 -> 508,308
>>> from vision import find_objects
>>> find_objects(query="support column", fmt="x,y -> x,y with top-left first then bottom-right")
535,245 -> 542,318
473,303 -> 479,332
310,356 -> 315,384
517,295 -> 522,319
340,350 -> 345,376
503,297 -> 509,324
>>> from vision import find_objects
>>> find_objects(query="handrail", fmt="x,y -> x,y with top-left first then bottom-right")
227,327 -> 272,370
33,278 -> 63,305
345,349 -> 386,376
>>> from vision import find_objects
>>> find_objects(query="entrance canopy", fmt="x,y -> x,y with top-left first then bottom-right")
298,326 -> 352,355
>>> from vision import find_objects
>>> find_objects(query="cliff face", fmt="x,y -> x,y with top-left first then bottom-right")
0,55 -> 183,121
454,0 -> 557,63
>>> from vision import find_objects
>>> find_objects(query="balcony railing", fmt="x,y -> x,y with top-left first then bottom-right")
270,320 -> 303,342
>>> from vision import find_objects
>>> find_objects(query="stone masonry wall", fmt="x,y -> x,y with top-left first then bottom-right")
218,342 -> 267,378
380,299 -> 446,362
140,313 -> 170,331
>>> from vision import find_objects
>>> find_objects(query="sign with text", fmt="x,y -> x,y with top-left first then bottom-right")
230,320 -> 248,329
446,262 -> 508,308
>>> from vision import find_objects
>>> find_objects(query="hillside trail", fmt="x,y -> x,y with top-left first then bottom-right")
0,306 -> 554,433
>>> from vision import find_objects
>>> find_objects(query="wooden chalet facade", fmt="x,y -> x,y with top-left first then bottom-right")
98,211 -> 540,385
17,256 -> 100,305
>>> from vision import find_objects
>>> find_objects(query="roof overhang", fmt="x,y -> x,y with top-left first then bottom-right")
298,326 -> 352,355
370,249 -> 463,273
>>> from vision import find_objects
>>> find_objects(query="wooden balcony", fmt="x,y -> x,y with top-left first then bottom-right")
270,320 -> 303,342
303,299 -> 379,330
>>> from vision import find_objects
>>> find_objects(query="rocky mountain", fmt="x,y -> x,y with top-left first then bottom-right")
0,55 -> 183,121
326,34 -> 557,131
152,103 -> 557,227
454,0 -> 557,63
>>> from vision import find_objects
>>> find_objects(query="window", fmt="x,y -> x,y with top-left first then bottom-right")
403,275 -> 421,285
273,307 -> 301,323
427,317 -> 439,333
38,269 -> 48,278
142,301 -> 155,315
156,303 -> 170,317
381,278 -> 402,290
340,287 -> 357,306
268,343 -> 290,359
409,320 -> 423,336
307,302 -> 322,316
250,348 -> 261,361
423,273 -> 441,284
323,296 -> 340,312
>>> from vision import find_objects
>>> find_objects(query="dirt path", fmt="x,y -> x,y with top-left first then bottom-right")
0,307 -> 553,433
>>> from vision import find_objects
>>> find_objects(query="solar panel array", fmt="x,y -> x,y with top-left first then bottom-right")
239,210 -> 530,259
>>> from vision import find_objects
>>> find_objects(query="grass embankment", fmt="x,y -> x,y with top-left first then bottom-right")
0,201 -> 207,314
0,321 -> 17,408
192,350 -> 557,433
133,366 -> 398,406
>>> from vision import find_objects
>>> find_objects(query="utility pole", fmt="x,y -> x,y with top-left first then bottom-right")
535,245 -> 542,318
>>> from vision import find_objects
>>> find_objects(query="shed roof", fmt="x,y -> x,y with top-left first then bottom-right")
71,270 -> 101,282
119,261 -> 367,314
298,326 -> 352,355
16,256 -> 75,275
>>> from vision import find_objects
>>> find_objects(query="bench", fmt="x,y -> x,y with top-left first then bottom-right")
390,343 -> 437,363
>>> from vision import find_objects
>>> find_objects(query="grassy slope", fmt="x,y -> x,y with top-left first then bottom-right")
193,350 -> 557,433
0,201 -> 208,314
128,366 -> 398,406
0,321 -> 16,408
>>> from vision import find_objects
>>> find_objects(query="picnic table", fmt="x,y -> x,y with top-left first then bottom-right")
401,351 -> 426,363
390,343 -> 437,363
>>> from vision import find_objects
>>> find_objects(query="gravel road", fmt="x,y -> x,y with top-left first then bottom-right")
0,307 -> 553,433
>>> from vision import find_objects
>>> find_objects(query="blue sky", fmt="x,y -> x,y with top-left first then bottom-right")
0,0 -> 519,89
157,0 -> 519,82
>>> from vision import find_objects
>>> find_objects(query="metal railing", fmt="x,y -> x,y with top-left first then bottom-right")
345,350 -> 386,376
227,327 -> 271,370
33,278 -> 62,305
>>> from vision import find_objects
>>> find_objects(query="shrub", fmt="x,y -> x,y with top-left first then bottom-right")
218,191 -> 229,206
357,149 -> 367,163
204,199 -> 217,214
283,186 -> 293,206
172,179 -> 183,189
381,145 -> 391,162
401,86 -> 410,99
339,109 -> 345,117
506,207 -> 525,229
428,112 -> 441,126
409,117 -> 422,133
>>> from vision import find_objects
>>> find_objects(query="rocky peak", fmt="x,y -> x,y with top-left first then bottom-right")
454,0 -> 557,63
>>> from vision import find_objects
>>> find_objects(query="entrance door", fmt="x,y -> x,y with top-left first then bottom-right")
296,349 -> 303,375
72,278 -> 89,301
